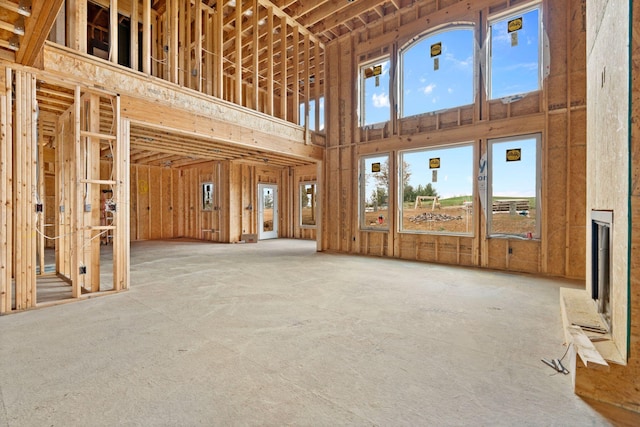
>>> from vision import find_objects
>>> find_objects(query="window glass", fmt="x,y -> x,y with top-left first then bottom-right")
400,27 -> 475,117
202,183 -> 213,211
400,144 -> 474,234
299,97 -> 324,131
300,183 -> 316,227
489,134 -> 540,237
489,6 -> 541,99
361,154 -> 390,230
360,58 -> 390,126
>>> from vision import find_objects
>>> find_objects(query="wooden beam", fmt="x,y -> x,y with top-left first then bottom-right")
234,0 -> 242,105
214,5 -> 223,98
292,26 -> 299,125
252,0 -> 259,110
142,0 -> 151,74
0,68 -> 12,313
17,0 -> 64,66
195,1 -> 203,92
130,0 -> 139,70
266,6 -> 273,115
0,0 -> 31,16
109,0 -> 118,64
169,0 -> 179,83
279,14 -> 287,121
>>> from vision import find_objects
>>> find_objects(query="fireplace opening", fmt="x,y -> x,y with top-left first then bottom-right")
591,211 -> 612,331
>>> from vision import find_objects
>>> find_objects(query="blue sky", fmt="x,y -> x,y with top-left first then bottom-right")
361,7 -> 541,200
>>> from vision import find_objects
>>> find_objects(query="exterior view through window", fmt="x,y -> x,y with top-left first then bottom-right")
488,134 -> 540,238
400,26 -> 475,117
300,182 -> 317,227
360,154 -> 390,230
359,58 -> 391,126
400,144 -> 474,234
299,97 -> 324,131
488,5 -> 541,99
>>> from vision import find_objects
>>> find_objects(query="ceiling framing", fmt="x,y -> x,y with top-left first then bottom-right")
10,0 -> 417,169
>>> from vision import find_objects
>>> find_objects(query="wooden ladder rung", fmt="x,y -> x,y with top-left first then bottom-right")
88,226 -> 116,231
80,130 -> 117,141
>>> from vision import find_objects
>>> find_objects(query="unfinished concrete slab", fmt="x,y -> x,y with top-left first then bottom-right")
0,239 -> 637,425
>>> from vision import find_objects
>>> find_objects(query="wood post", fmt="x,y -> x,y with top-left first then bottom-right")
0,67 -> 12,313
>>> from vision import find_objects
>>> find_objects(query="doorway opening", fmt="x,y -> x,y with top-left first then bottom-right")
258,184 -> 278,240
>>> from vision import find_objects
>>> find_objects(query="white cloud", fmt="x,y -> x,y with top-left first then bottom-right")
372,93 -> 390,108
422,83 -> 436,95
448,88 -> 454,94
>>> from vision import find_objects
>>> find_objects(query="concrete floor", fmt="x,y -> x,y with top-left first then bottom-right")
1,239 -> 637,426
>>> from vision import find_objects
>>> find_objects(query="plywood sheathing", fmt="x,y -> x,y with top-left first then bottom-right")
572,0 -> 640,413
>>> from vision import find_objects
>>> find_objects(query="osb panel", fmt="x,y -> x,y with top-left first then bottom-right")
575,361 -> 640,413
325,150 -> 340,249
363,232 -> 387,257
438,110 -> 459,129
570,70 -> 587,107
460,106 -> 474,126
488,101 -> 508,121
506,240 -> 540,273
569,0 -> 587,72
129,166 -> 138,240
631,196 -> 640,366
510,93 -> 541,117
546,0 -> 568,78
547,114 -> 568,149
416,240 -> 437,263
327,43 -> 340,149
547,74 -> 568,110
568,144 -> 587,225
437,238 -> 459,264
161,168 -> 173,240
340,167 -> 352,251
148,167 -> 162,240
544,146 -> 568,275
566,225 -> 586,278
137,166 -> 150,240
398,234 -> 417,259
486,239 -> 508,271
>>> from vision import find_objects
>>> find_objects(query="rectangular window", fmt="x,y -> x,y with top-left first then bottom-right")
300,182 -> 316,227
360,154 -> 390,230
202,182 -> 214,211
399,144 -> 474,234
488,4 -> 541,99
359,57 -> 390,127
299,97 -> 325,132
488,134 -> 540,238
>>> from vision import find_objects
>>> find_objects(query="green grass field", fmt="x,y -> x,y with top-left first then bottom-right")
405,196 -> 536,209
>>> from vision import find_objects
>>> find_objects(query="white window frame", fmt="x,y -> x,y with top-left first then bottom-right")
398,24 -> 476,118
358,56 -> 391,128
487,133 -> 541,238
398,142 -> 476,236
360,153 -> 391,231
487,1 -> 543,100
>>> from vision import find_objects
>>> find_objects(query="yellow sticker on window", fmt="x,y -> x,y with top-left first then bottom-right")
506,149 -> 522,162
430,42 -> 442,57
429,158 -> 441,169
508,17 -> 523,33
372,162 -> 381,172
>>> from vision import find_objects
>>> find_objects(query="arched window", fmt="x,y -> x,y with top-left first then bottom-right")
399,26 -> 475,118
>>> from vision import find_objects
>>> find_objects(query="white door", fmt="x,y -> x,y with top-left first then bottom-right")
258,184 -> 278,240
